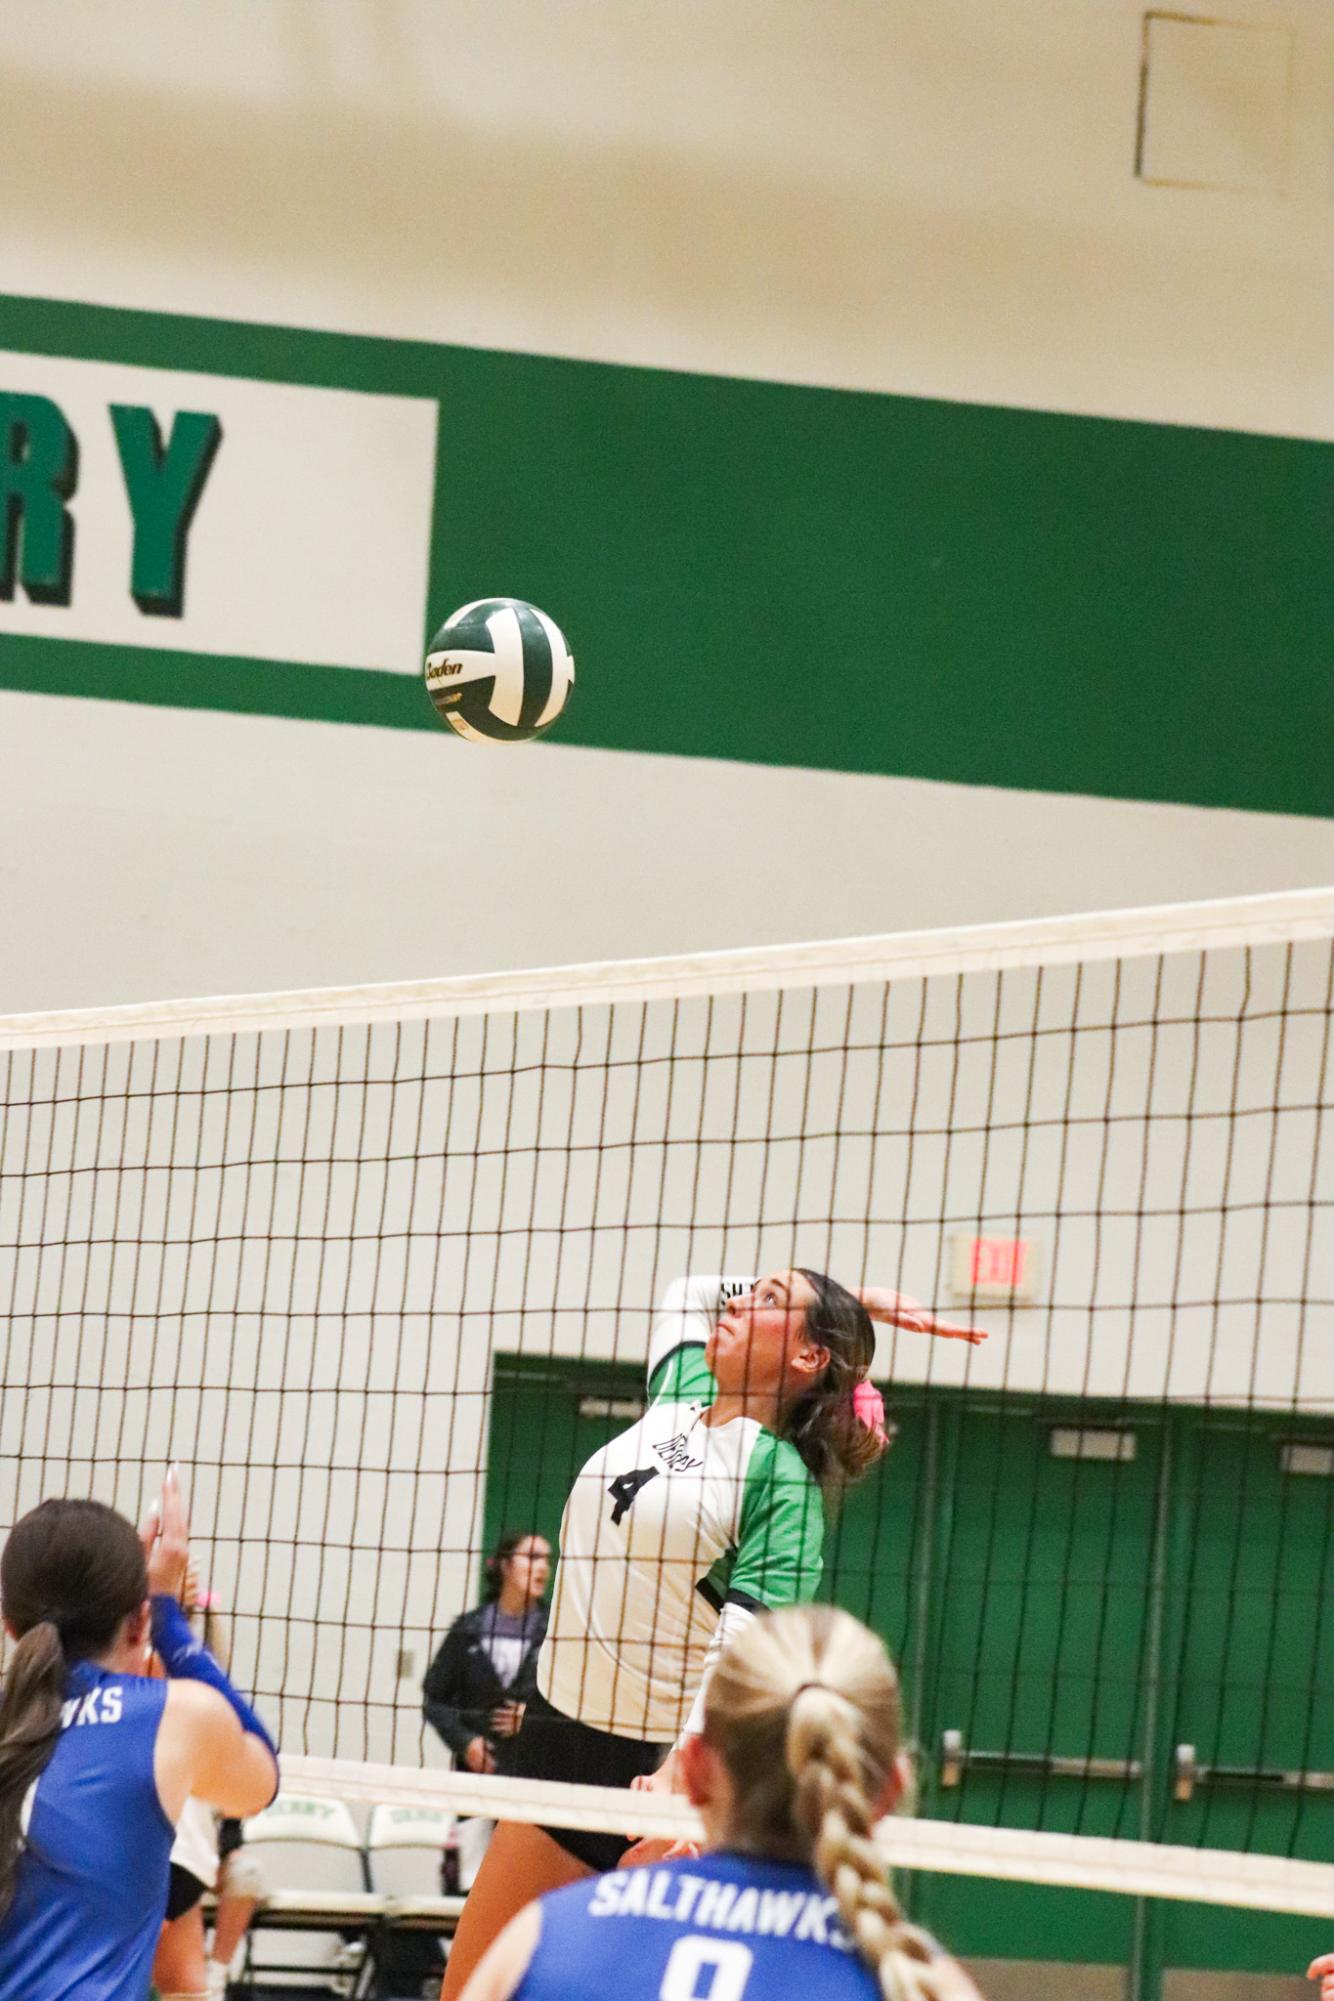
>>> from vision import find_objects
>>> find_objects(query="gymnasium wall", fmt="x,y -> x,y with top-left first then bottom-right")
0,0 -> 1331,1015
1,0 -> 1331,1679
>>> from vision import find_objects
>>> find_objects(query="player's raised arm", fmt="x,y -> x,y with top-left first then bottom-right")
646,1274 -> 756,1397
143,1470 -> 279,1822
858,1285 -> 987,1344
160,1679 -> 279,1821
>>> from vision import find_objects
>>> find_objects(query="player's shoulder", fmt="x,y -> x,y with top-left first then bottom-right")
749,1425 -> 816,1485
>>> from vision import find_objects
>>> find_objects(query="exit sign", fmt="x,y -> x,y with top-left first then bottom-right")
949,1235 -> 1041,1303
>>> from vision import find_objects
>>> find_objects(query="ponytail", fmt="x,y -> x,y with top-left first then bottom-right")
787,1685 -> 938,2001
703,1605 -> 942,2001
785,1271 -> 887,1497
0,1623 -> 67,1920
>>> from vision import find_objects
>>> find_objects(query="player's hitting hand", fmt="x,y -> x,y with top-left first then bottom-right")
858,1287 -> 987,1344
140,1466 -> 189,1600
1308,1954 -> 1334,2000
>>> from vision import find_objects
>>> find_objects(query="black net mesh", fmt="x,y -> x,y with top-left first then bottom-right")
0,912 -> 1330,1910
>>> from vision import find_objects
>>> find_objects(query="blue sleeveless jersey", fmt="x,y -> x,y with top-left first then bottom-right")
515,1851 -> 887,2001
0,1661 -> 174,2001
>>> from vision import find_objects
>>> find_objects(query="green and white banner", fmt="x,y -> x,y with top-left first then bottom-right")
0,293 -> 1329,821
0,350 -> 436,672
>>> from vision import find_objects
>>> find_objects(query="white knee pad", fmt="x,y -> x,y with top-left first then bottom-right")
218,1848 -> 266,1899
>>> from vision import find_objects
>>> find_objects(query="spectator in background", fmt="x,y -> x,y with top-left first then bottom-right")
425,1533 -> 550,1775
424,1533 -> 550,1887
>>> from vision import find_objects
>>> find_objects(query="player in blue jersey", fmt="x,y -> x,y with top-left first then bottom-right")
0,1471 -> 279,2001
460,1601 -> 983,2001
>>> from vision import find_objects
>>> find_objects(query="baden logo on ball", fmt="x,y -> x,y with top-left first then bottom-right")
424,597 -> 575,743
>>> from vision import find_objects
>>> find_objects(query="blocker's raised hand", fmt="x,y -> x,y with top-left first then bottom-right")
1308,1954 -> 1334,2001
139,1465 -> 190,1601
858,1287 -> 987,1345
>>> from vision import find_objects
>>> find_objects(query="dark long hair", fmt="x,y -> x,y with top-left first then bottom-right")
0,1500 -> 148,1919
782,1270 -> 888,1495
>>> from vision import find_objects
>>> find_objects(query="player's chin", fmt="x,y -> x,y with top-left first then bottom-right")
710,1334 -> 766,1395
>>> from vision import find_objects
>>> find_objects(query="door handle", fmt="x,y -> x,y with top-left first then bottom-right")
939,1728 -> 1141,1788
1173,1743 -> 1334,1803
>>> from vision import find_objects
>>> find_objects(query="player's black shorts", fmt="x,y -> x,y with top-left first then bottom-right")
165,1862 -> 209,1921
504,1688 -> 668,1873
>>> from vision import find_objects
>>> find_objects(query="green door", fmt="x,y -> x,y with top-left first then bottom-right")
1150,1413 -> 1334,1985
820,1390 -> 934,1739
912,1400 -> 1162,1971
483,1355 -> 646,1563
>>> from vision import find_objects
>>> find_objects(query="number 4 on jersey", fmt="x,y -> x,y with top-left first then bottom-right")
607,1466 -> 660,1525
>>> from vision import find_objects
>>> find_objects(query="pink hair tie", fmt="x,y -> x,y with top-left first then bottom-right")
851,1378 -> 890,1448
195,1590 -> 222,1611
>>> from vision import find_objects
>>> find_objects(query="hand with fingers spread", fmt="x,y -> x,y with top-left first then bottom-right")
858,1287 -> 987,1345
1308,1954 -> 1334,2001
140,1467 -> 190,1603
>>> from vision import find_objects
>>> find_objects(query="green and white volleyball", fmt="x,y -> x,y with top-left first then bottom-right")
424,598 -> 575,743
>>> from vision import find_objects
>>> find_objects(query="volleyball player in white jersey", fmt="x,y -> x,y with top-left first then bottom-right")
462,1602 -> 983,2001
0,1473 -> 277,2001
441,1268 -> 982,1998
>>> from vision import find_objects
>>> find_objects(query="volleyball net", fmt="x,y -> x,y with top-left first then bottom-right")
0,889 -> 1331,1926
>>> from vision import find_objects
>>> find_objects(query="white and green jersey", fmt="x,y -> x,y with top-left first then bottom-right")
539,1276 -> 825,1741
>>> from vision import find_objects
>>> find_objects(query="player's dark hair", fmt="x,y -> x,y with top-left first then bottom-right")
784,1270 -> 891,1495
0,1500 -> 148,1919
482,1528 -> 547,1604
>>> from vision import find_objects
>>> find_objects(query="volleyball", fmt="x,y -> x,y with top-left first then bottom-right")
424,597 -> 575,743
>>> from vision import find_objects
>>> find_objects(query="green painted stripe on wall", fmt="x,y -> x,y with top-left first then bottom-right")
1,293 -> 1330,818
0,635 -> 432,732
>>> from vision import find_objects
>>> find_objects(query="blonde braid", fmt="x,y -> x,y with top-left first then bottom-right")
788,1685 -> 939,2001
704,1606 -> 950,2001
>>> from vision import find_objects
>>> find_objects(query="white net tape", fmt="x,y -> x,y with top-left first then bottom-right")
2,886 -> 1330,1052
280,1758 -> 1334,1921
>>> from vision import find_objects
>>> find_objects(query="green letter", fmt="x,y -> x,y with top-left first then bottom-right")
0,393 -> 78,605
110,405 -> 222,617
